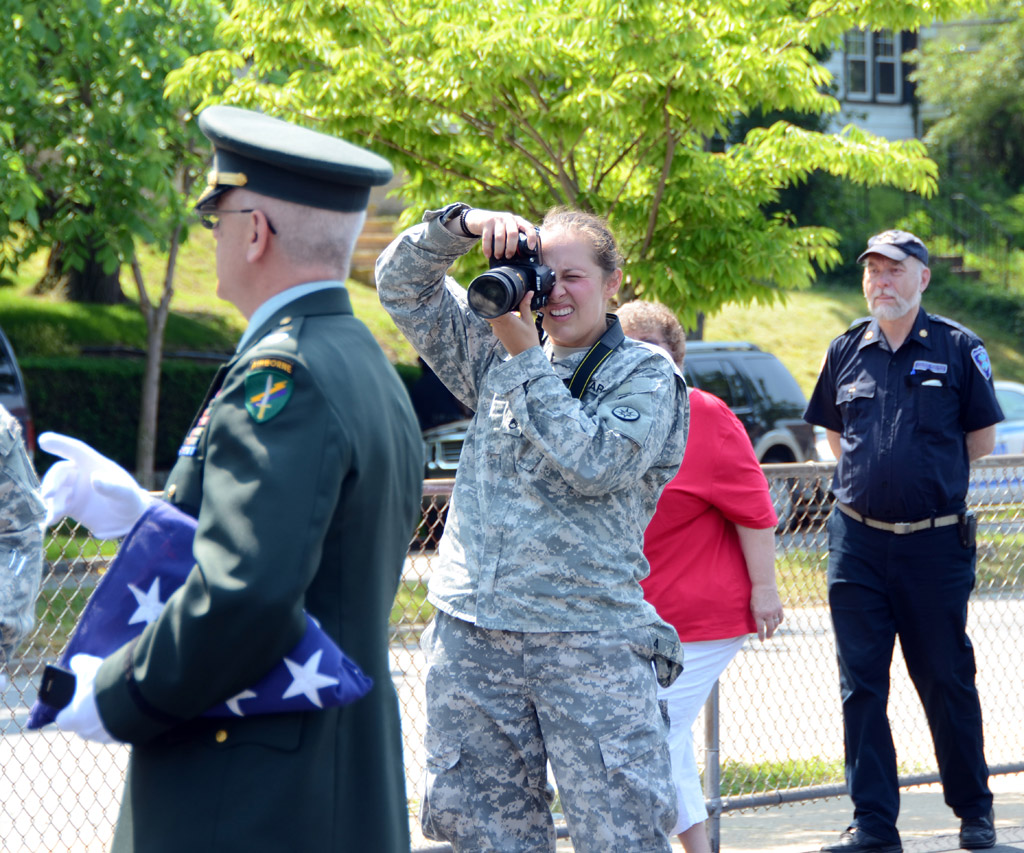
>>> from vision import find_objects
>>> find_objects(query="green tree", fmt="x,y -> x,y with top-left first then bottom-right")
0,0 -> 218,303
0,0 -> 221,483
170,0 -> 983,326
911,2 -> 1024,192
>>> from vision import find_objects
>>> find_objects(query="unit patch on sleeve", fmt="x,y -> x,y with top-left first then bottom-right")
970,345 -> 993,381
245,357 -> 296,422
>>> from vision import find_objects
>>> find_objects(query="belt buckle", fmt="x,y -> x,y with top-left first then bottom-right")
893,522 -> 913,535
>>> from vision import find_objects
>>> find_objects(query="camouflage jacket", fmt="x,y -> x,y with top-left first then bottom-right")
0,407 -> 45,665
377,208 -> 689,632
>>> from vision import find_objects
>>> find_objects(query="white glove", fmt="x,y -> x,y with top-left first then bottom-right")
39,432 -> 155,539
54,654 -> 119,743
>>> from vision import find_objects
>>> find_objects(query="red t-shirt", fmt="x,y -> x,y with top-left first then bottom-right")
640,388 -> 777,641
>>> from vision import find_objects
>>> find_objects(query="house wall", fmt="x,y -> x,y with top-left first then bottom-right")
821,45 -> 919,141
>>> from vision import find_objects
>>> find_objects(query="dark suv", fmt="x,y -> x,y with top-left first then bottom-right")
682,342 -> 814,464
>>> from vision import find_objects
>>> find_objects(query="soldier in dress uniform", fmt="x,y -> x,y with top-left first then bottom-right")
47,106 -> 423,853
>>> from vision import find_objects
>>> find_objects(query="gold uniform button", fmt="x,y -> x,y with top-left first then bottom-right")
864,331 -> 874,340
166,484 -> 177,499
215,729 -> 228,743
920,329 -> 928,337
279,316 -> 291,325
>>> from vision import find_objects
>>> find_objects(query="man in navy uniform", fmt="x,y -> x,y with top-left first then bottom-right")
805,230 -> 1003,853
51,105 -> 423,852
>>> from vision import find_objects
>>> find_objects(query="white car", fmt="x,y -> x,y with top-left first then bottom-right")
991,380 -> 1024,456
814,426 -> 835,463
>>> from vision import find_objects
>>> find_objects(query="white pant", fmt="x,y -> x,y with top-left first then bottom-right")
657,635 -> 747,836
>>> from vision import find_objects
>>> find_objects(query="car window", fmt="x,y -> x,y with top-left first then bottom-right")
996,387 -> 1024,420
0,344 -> 19,394
686,359 -> 732,406
720,360 -> 752,409
741,354 -> 807,409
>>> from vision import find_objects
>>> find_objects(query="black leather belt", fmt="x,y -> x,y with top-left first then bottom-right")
836,502 -> 960,535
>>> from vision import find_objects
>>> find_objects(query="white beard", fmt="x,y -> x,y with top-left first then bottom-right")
870,288 -> 921,322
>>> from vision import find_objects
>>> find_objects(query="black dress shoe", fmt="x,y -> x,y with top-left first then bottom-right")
820,826 -> 903,853
960,809 -> 996,849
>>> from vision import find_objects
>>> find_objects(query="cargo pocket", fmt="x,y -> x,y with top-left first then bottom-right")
421,724 -> 466,843
598,720 -> 676,845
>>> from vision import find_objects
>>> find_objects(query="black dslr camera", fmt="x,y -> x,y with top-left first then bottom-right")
467,228 -> 556,319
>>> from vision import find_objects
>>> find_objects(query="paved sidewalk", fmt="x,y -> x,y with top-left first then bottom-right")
411,773 -> 1024,852
703,772 -> 1024,853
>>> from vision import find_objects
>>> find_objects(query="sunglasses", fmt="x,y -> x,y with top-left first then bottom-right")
198,209 -> 277,234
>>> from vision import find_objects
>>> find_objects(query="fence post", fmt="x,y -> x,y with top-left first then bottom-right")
704,680 -> 722,852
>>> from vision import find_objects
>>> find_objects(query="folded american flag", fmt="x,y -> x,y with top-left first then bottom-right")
27,500 -> 372,729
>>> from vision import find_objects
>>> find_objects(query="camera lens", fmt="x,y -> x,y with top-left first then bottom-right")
468,268 -> 528,319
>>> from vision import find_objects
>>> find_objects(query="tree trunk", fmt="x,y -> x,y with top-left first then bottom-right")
133,226 -> 179,490
686,311 -> 705,341
35,242 -> 125,304
135,316 -> 165,491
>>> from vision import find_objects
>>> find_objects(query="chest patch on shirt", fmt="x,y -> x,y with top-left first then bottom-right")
971,345 -> 992,380
500,406 -> 522,436
245,363 -> 294,423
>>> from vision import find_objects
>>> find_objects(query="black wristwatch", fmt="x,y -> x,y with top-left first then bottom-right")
438,202 -> 476,238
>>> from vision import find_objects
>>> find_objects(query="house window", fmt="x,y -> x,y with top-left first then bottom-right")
843,29 -> 903,103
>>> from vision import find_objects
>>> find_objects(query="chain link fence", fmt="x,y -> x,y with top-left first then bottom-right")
3,458 -> 1023,851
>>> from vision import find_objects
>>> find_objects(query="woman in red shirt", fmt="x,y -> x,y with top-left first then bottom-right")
618,301 -> 784,853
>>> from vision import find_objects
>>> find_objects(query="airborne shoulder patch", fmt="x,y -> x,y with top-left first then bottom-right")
245,357 -> 296,422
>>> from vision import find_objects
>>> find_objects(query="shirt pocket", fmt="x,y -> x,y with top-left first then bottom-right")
906,372 -> 955,435
835,378 -> 877,434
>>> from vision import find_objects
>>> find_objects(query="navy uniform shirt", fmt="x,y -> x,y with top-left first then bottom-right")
804,308 -> 1004,521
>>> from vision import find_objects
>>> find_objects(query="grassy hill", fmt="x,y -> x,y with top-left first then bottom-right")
4,231 -> 1024,398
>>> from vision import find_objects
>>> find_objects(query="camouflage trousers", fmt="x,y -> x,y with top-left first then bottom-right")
420,611 -> 677,852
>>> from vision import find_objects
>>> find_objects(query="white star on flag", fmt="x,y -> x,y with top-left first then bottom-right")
225,689 -> 259,717
127,578 -> 164,626
281,649 -> 340,708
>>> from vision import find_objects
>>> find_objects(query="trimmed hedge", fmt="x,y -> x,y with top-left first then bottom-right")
23,356 -> 424,476
23,356 -> 224,474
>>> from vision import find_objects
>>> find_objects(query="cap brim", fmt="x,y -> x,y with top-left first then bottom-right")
857,244 -> 909,264
194,184 -> 231,211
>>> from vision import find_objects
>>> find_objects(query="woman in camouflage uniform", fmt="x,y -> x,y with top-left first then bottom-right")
377,205 -> 689,853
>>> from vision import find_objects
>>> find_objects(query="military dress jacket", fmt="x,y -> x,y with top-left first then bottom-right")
376,210 -> 689,635
93,286 -> 424,853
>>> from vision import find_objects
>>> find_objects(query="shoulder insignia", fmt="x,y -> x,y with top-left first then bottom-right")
245,357 -> 296,422
971,345 -> 993,381
612,405 -> 641,422
256,331 -> 291,348
928,312 -> 972,334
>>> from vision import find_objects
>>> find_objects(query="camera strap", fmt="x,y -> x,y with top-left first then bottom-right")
565,314 -> 624,400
